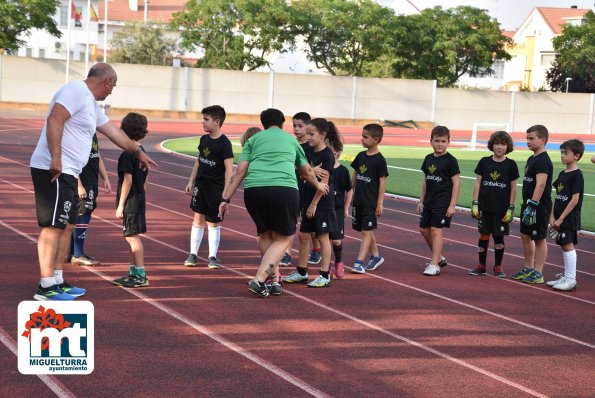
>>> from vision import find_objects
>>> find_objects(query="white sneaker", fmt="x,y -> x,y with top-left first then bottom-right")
423,263 -> 441,276
552,277 -> 577,292
546,273 -> 564,287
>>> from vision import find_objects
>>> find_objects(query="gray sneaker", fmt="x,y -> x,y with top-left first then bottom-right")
267,282 -> 283,295
184,253 -> 198,267
284,270 -> 309,283
207,256 -> 222,269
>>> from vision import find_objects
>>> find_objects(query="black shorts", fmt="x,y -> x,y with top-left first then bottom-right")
478,211 -> 509,236
300,208 -> 338,236
329,208 -> 345,240
31,168 -> 77,229
419,206 -> 452,229
76,184 -> 98,215
190,181 -> 223,223
352,206 -> 377,232
123,212 -> 146,237
556,229 -> 578,246
244,186 -> 300,236
520,202 -> 551,240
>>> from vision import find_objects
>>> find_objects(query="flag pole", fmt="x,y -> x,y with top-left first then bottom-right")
66,0 -> 73,83
85,0 -> 91,74
104,0 -> 108,62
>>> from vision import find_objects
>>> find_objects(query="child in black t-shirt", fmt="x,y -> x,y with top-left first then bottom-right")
511,125 -> 553,284
284,118 -> 341,288
350,123 -> 389,274
417,126 -> 460,276
469,131 -> 519,278
112,112 -> 150,288
329,141 -> 353,279
547,139 -> 585,292
184,105 -> 234,269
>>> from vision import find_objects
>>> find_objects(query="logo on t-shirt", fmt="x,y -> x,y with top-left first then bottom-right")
202,147 -> 211,158
428,164 -> 437,174
556,182 -> 564,193
490,171 -> 501,180
359,164 -> 368,175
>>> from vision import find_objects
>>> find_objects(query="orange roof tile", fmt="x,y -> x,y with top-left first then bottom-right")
97,0 -> 186,24
536,7 -> 589,34
502,30 -> 515,39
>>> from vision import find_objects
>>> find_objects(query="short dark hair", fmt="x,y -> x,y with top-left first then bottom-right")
488,131 -> 514,154
260,108 -> 285,129
363,123 -> 383,142
121,112 -> 148,141
560,139 -> 585,160
526,124 -> 549,143
202,105 -> 226,126
293,112 -> 311,123
240,127 -> 262,147
431,125 -> 450,140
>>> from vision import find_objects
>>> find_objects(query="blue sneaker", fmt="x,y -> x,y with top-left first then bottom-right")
280,253 -> 292,266
283,270 -> 309,283
58,281 -> 86,297
307,250 -> 321,265
351,261 -> 366,274
522,270 -> 544,284
366,256 -> 384,271
511,267 -> 534,280
34,284 -> 75,301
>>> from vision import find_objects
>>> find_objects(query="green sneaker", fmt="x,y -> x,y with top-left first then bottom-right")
522,270 -> 544,284
284,270 -> 309,283
510,267 -> 533,280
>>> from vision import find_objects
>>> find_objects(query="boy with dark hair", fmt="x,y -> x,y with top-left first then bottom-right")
184,105 -> 234,269
417,126 -> 460,276
511,124 -> 553,284
350,123 -> 389,274
112,112 -> 150,288
547,139 -> 584,291
469,131 -> 519,277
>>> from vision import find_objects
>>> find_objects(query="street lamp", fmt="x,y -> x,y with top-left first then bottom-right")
565,77 -> 572,93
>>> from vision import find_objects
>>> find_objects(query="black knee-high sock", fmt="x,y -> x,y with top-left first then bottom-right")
333,243 -> 343,263
478,239 -> 489,266
493,236 -> 505,266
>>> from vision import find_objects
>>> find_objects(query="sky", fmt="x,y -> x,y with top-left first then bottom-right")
382,0 -> 594,30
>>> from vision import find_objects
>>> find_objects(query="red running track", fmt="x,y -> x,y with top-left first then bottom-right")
0,115 -> 594,397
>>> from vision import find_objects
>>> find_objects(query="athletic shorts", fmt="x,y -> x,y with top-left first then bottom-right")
352,206 -> 377,232
419,206 -> 451,229
519,202 -> 551,240
244,186 -> 300,236
300,208 -> 338,236
478,211 -> 509,236
190,181 -> 223,223
556,229 -> 578,246
31,168 -> 77,228
122,212 -> 146,237
76,184 -> 98,215
329,208 -> 345,240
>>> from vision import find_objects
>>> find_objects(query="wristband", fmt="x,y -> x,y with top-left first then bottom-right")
132,145 -> 143,157
526,199 -> 539,207
221,197 -> 230,203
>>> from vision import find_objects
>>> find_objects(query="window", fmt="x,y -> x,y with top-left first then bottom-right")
39,49 -> 45,59
541,53 -> 555,67
59,5 -> 67,27
26,48 -> 33,57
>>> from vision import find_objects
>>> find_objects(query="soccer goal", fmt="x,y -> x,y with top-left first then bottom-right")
469,122 -> 510,151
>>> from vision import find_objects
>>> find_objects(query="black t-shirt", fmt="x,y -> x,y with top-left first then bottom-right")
351,151 -> 389,208
195,134 -> 234,188
304,147 -> 335,210
522,152 -> 553,204
79,133 -> 100,186
297,141 -> 313,197
332,164 -> 352,210
421,152 -> 460,208
116,146 -> 149,213
474,156 -> 520,213
553,169 -> 584,230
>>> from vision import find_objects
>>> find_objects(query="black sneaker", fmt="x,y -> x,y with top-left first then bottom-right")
268,282 -> 283,296
438,257 -> 448,268
184,253 -> 198,267
112,273 -> 135,286
468,266 -> 487,276
248,279 -> 269,298
121,274 -> 149,288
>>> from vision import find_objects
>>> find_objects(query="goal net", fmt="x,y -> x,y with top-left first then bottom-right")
469,122 -> 510,150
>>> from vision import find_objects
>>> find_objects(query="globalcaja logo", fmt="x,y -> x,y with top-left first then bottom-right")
18,301 -> 94,375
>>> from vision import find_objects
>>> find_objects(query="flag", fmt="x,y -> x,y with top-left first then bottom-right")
90,4 -> 98,22
71,2 -> 82,21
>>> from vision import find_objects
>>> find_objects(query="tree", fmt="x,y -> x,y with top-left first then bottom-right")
170,0 -> 291,70
110,22 -> 180,66
0,0 -> 61,54
388,6 -> 511,87
289,0 -> 398,76
546,11 -> 594,93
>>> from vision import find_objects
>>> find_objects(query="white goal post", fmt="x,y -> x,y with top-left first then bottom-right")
470,122 -> 510,151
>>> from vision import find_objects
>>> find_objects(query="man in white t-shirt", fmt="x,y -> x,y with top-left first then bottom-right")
30,63 -> 157,301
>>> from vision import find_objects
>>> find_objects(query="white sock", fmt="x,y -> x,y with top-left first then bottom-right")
208,226 -> 221,258
563,250 -> 577,280
190,226 -> 204,255
40,277 -> 56,288
54,270 -> 64,284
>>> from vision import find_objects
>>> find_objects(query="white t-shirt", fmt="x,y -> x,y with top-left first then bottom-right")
30,80 -> 109,177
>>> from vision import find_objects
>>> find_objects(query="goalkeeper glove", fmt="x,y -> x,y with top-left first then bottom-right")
471,200 -> 480,219
501,204 -> 514,223
521,199 -> 539,226
548,225 -> 560,240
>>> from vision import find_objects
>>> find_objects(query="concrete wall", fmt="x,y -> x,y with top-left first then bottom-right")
1,56 -> 593,134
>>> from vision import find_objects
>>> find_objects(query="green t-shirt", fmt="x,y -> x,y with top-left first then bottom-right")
240,127 -> 308,189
